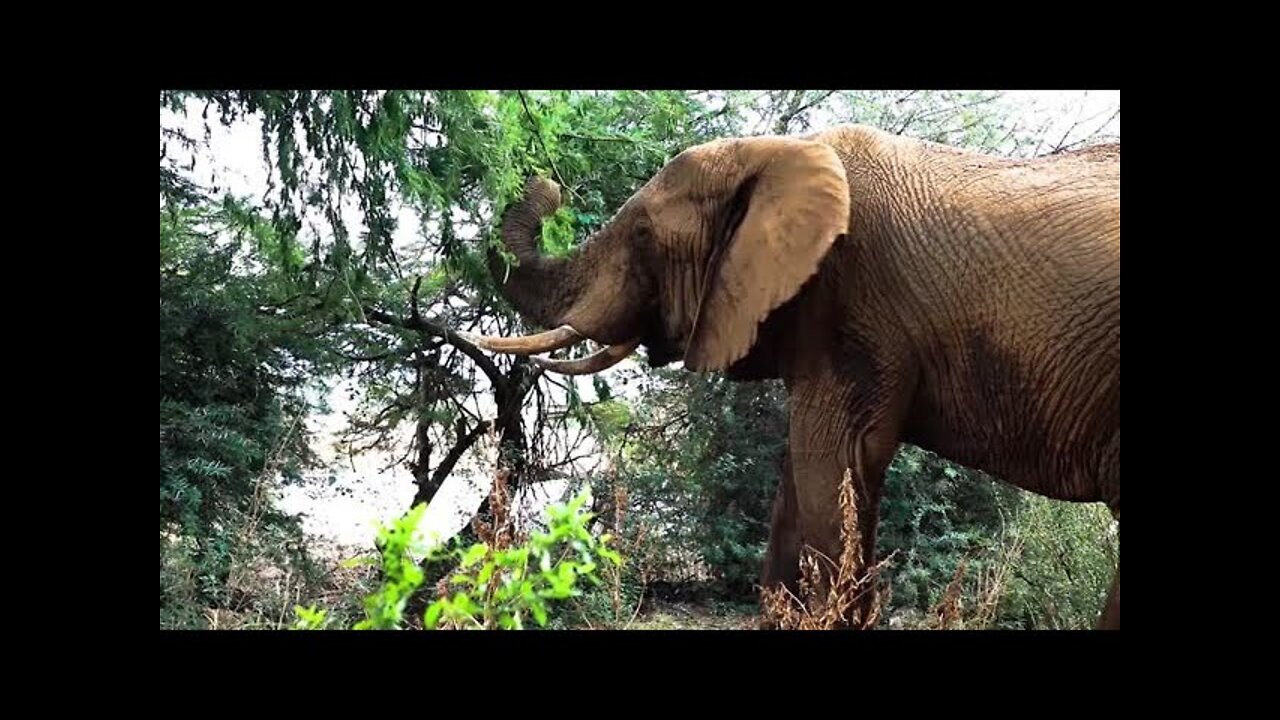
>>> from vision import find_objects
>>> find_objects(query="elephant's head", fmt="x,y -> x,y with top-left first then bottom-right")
467,136 -> 851,376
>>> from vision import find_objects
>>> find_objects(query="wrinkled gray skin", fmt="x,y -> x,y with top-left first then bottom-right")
481,124 -> 1120,629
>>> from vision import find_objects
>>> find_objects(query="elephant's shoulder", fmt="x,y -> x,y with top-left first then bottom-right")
805,124 -> 902,155
809,125 -> 1000,170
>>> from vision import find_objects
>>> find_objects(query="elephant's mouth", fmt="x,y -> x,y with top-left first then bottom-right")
637,316 -> 683,368
456,324 -> 644,376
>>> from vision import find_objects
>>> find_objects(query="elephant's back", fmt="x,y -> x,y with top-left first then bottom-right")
885,151 -> 1120,503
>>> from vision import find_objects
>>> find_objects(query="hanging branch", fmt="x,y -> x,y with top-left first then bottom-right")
517,91 -> 584,204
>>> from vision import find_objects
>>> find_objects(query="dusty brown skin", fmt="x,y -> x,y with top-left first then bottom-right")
478,124 -> 1120,629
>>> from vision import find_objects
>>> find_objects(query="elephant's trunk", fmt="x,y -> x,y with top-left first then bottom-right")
487,177 -> 584,331
473,176 -> 641,375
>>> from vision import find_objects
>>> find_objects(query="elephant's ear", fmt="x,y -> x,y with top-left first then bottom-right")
684,138 -> 850,372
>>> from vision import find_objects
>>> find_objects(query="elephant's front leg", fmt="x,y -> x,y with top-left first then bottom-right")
768,375 -> 908,629
759,449 -> 800,629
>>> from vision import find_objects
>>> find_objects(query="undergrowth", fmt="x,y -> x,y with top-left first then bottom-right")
295,469 -> 622,630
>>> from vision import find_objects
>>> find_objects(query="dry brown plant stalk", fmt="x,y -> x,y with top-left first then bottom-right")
760,469 -> 895,630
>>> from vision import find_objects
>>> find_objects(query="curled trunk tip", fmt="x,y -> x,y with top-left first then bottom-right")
521,176 -> 561,214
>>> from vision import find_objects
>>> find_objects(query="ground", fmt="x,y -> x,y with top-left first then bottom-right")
619,600 -> 759,630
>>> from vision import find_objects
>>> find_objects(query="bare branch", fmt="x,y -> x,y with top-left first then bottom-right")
1051,101 -> 1119,154
382,436 -> 417,474
560,132 -> 638,144
451,395 -> 484,426
332,348 -> 405,363
774,90 -> 836,134
363,307 -> 505,389
415,419 -> 493,505
544,453 -> 597,471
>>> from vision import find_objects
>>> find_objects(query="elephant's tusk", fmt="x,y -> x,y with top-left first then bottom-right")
531,338 -> 642,375
455,325 -> 584,355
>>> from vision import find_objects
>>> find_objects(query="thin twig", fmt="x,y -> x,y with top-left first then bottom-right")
560,132 -> 637,144
517,92 -> 583,204
774,90 -> 836,134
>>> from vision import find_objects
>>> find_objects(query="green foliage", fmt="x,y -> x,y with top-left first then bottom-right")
876,445 -> 1013,615
587,399 -> 633,440
161,91 -> 743,513
293,603 -> 330,630
425,491 -> 622,630
297,490 -> 621,630
991,496 -> 1118,629
160,188 -> 319,618
539,207 -> 579,258
352,504 -> 429,629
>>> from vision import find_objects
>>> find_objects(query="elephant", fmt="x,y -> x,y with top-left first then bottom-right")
460,123 -> 1120,629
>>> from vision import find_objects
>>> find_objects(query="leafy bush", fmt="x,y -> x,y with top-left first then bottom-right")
991,495 -> 1118,629
611,372 -> 787,598
887,490 -> 1118,630
876,445 -> 1013,617
296,477 -> 622,630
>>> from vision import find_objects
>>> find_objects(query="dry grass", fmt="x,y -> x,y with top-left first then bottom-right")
470,468 -> 518,551
760,469 -> 895,630
604,480 -> 649,628
923,521 -> 1023,630
604,479 -> 671,628
928,559 -> 968,629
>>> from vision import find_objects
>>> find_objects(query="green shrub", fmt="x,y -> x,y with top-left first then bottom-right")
297,488 -> 622,630
992,495 -> 1118,629
877,445 -> 1013,616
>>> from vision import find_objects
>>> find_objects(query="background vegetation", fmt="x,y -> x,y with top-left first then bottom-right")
159,90 -> 1119,630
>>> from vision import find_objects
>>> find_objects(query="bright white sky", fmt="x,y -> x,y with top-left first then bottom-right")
161,90 -> 1119,552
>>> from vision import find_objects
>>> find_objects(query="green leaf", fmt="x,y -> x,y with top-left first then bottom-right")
340,555 -> 375,569
460,543 -> 489,568
424,603 -> 444,629
531,602 -> 548,627
539,207 -> 577,257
